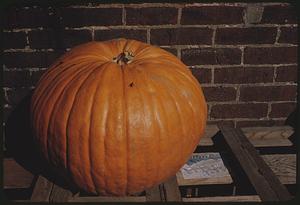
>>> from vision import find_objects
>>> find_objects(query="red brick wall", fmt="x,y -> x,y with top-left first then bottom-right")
3,2 -> 298,129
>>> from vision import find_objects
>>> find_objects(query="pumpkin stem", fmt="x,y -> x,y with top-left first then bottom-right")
113,51 -> 134,65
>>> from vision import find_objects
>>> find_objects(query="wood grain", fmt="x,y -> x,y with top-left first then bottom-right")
218,123 -> 292,201
262,154 -> 296,184
30,175 -> 54,202
182,195 -> 261,202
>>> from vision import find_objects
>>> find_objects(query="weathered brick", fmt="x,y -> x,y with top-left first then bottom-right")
214,67 -> 274,84
181,48 -> 241,66
215,27 -> 277,45
240,85 -> 297,102
28,29 -> 92,49
181,6 -> 244,25
203,86 -> 236,102
278,27 -> 298,44
160,47 -> 177,56
190,67 -> 212,83
207,120 -> 235,126
3,51 -> 64,68
269,102 -> 297,118
3,7 -> 51,28
3,32 -> 27,49
60,8 -> 122,27
261,5 -> 297,24
94,29 -> 147,42
31,69 -> 47,86
210,103 -> 268,118
275,66 -> 297,82
236,119 -> 285,127
3,70 -> 31,87
6,88 -> 33,105
244,46 -> 297,64
126,7 -> 177,25
150,28 -> 213,45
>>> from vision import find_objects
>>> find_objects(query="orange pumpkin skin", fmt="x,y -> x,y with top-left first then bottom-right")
30,39 -> 207,196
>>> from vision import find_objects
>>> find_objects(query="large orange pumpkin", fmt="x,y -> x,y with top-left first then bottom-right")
30,38 -> 207,196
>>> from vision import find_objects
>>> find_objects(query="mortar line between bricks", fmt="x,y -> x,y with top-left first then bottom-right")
201,82 -> 297,86
177,7 -> 182,25
4,24 -> 297,33
65,2 -> 291,8
207,100 -> 297,104
273,66 -> 277,82
275,26 -> 281,44
209,117 -> 287,121
189,63 -> 298,68
3,44 -> 297,53
266,103 -> 272,119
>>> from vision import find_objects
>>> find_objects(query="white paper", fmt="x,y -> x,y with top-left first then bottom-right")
180,153 -> 229,179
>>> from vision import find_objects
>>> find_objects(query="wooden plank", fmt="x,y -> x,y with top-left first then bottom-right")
182,195 -> 261,202
145,184 -> 163,202
218,123 -> 293,201
49,183 -> 73,202
176,153 -> 233,186
69,196 -> 146,202
242,126 -> 294,140
198,125 -> 293,147
163,176 -> 182,202
262,154 -> 296,184
30,175 -> 54,202
4,158 -> 35,189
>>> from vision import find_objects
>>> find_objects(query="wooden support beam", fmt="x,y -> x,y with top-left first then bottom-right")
218,123 -> 293,201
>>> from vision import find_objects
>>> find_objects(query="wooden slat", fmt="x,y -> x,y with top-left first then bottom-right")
262,154 -> 296,184
69,196 -> 146,202
4,158 -> 35,189
176,153 -> 233,186
145,184 -> 163,202
49,183 -> 73,202
30,176 -> 54,202
198,125 -> 293,147
242,126 -> 294,140
163,176 -> 182,202
182,195 -> 261,202
218,123 -> 293,201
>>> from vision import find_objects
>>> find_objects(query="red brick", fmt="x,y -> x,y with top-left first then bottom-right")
126,7 -> 177,25
160,47 -> 177,56
275,66 -> 297,82
240,85 -> 297,102
203,86 -> 236,102
214,67 -> 274,84
3,7 -> 51,29
244,46 -> 297,64
215,27 -> 277,45
210,103 -> 268,118
278,27 -> 298,44
236,119 -> 285,127
94,29 -> 147,42
31,69 -> 47,86
190,67 -> 212,83
3,70 -> 31,87
60,8 -> 122,27
181,48 -> 241,66
28,29 -> 92,49
261,5 -> 297,24
3,32 -> 27,49
181,6 -> 244,25
269,102 -> 297,118
6,88 -> 33,105
150,28 -> 213,45
3,51 -> 65,68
